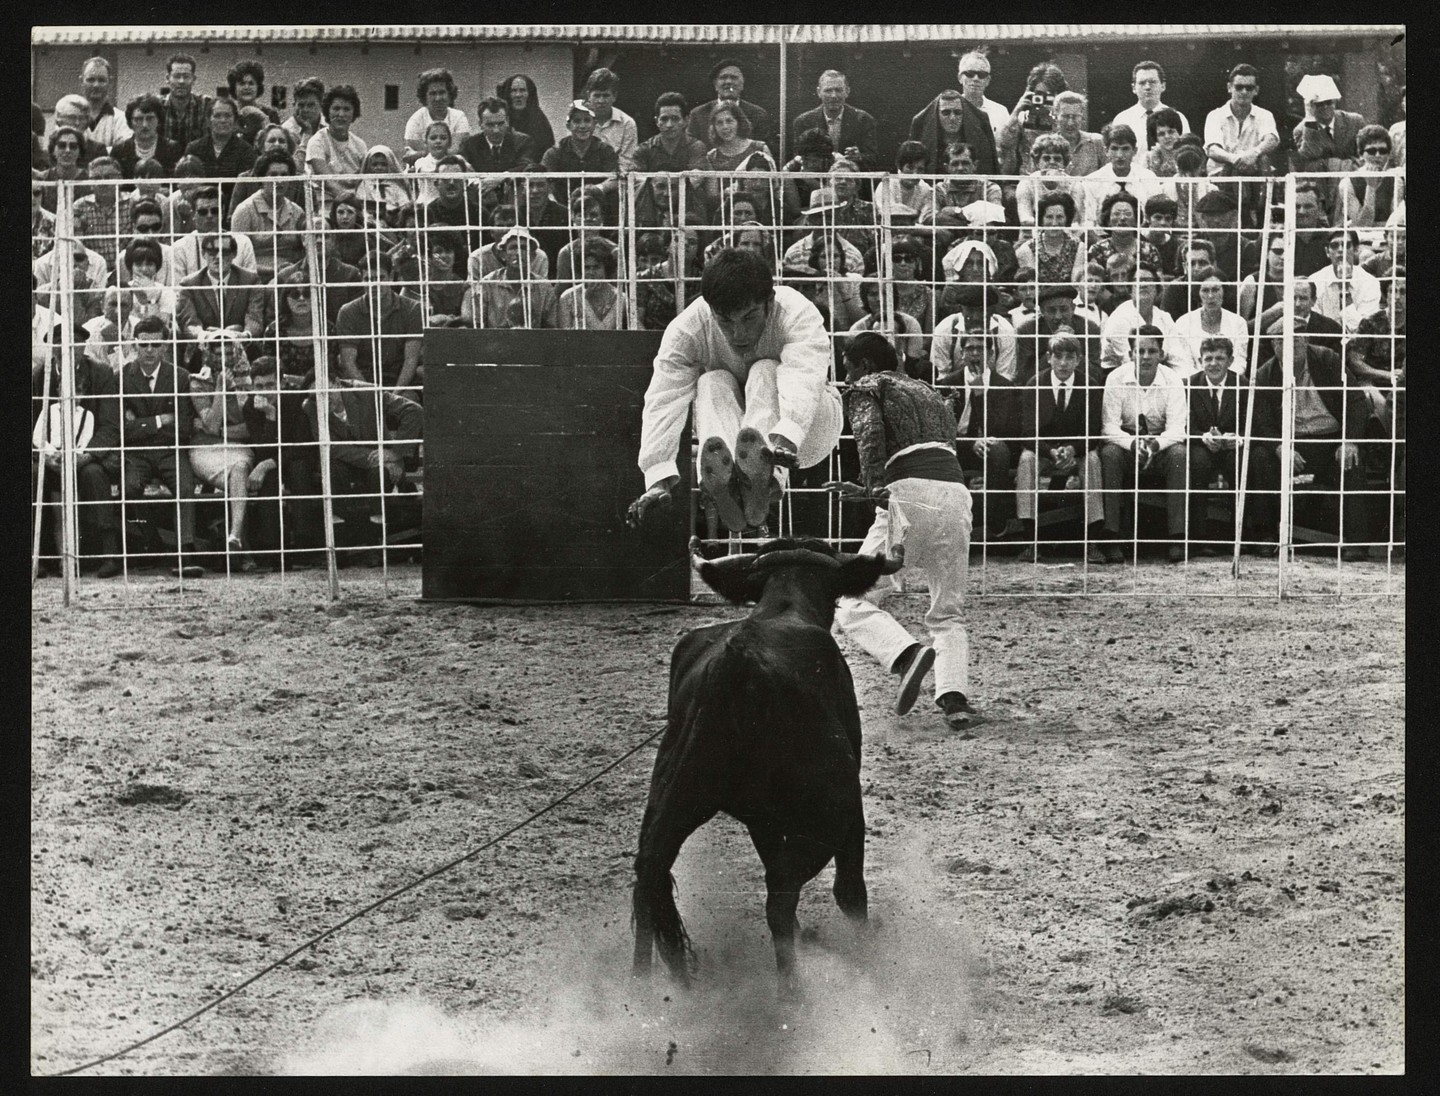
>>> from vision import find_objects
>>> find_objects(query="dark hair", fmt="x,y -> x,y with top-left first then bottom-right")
174,155 -> 208,178
133,314 -> 169,337
208,96 -> 238,121
1134,261 -> 1159,280
192,185 -> 221,207
322,85 -> 361,119
1144,194 -> 1179,219
895,139 -> 928,168
227,59 -> 265,96
252,148 -> 298,176
710,100 -> 750,131
255,123 -> 298,154
293,77 -> 325,102
1186,237 -> 1217,260
436,153 -> 470,171
1355,124 -> 1391,156
364,247 -> 394,280
944,141 -> 976,162
1099,189 -> 1140,225
1101,123 -> 1138,148
1132,60 -> 1167,83
416,67 -> 458,106
124,236 -> 164,271
654,91 -> 689,116
1036,190 -> 1077,225
1192,264 -> 1222,284
1131,322 -> 1167,347
1174,145 -> 1207,172
701,248 -> 773,315
584,67 -> 620,93
133,159 -> 167,180
637,231 -> 668,259
132,198 -> 164,222
1147,107 -> 1184,145
845,330 -> 900,375
1198,336 -> 1234,359
1025,61 -> 1068,94
576,236 -> 619,277
48,125 -> 85,154
795,127 -> 834,158
125,93 -> 165,125
165,52 -> 198,75
426,229 -> 462,256
329,189 -> 363,219
807,232 -> 849,275
1327,227 -> 1360,248
477,96 -> 510,119
1228,63 -> 1259,84
710,58 -> 745,82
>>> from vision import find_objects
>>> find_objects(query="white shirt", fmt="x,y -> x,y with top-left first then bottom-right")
639,285 -> 831,488
782,234 -> 866,276
1102,361 -> 1188,450
404,106 -> 472,147
593,107 -> 639,173
1203,103 -> 1279,176
1101,300 -> 1175,371
1082,163 -> 1162,225
171,232 -> 258,282
1111,102 -> 1190,158
1164,308 -> 1250,378
1309,263 -> 1382,330
873,176 -> 934,220
978,96 -> 1010,139
931,310 -> 1018,383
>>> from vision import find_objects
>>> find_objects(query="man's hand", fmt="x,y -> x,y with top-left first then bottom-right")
1338,442 -> 1361,471
1202,427 -> 1224,453
767,433 -> 799,471
1291,449 -> 1307,475
823,480 -> 890,503
626,482 -> 675,529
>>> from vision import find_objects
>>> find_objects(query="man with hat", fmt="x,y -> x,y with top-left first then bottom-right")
781,188 -> 867,274
1015,283 -> 1103,385
688,59 -> 771,149
627,248 -> 843,534
1192,188 -> 1260,311
541,100 -> 621,201
465,226 -> 558,330
1291,73 -> 1368,217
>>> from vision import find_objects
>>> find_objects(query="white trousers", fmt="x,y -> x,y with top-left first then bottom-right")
1015,447 -> 1105,524
694,360 -> 844,476
834,476 -> 973,701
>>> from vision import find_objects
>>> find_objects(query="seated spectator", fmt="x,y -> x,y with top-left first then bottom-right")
1165,266 -> 1249,378
169,186 -> 258,281
1014,190 -> 1087,289
335,248 -> 424,390
1074,263 -> 1110,328
184,97 -> 257,183
463,226 -> 559,330
1290,74 -> 1366,217
781,127 -> 837,225
115,234 -> 178,336
848,279 -> 925,378
35,241 -> 109,325
113,93 -> 183,177
467,203 -> 551,282
1082,123 -> 1161,225
39,127 -> 89,213
1191,188 -> 1260,310
1144,107 -> 1187,177
177,231 -> 266,344
582,67 -> 638,178
1337,125 -> 1403,228
1015,132 -> 1085,226
417,156 -> 486,258
1346,268 -> 1405,430
552,187 -> 610,286
1238,232 -> 1288,323
1164,141 -> 1216,227
782,188 -> 867,274
931,284 -> 1018,383
273,242 -> 364,330
71,156 -> 132,270
355,145 -> 414,231
1013,332 -> 1107,561
873,140 -> 936,222
406,230 -> 467,326
156,155 -> 207,237
230,150 -> 306,281
633,91 -> 708,216
1309,228 -> 1381,329
1098,325 -> 1189,561
1160,236 -> 1217,318
225,125 -> 300,217
325,190 -> 371,268
1253,317 -> 1372,560
307,85 -> 368,208
282,76 -> 326,149
541,100 -> 621,205
1255,277 -> 1343,360
1008,266 -> 1037,329
1101,263 -> 1174,372
31,180 -> 56,260
498,73 -> 555,158
458,96 -> 537,185
236,353 -> 322,564
947,330 -> 1023,538
888,236 -> 935,333
228,60 -> 281,127
53,95 -> 107,166
186,330 -> 260,571
558,236 -> 626,330
1185,335 -> 1280,554
404,68 -> 472,162
118,314 -> 204,576
634,231 -> 677,330
1087,190 -> 1162,275
1141,194 -> 1184,279
1047,90 -> 1105,177
933,142 -> 1003,220
31,323 -> 122,577
703,101 -> 776,209
409,120 -> 454,203
1015,283 -> 1103,384
782,230 -> 865,330
792,68 -> 878,170
688,58 -> 772,148
259,271 -> 325,387
940,236 -> 1001,286
910,87 -> 998,176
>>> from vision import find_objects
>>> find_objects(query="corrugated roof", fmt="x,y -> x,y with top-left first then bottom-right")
32,24 -> 1404,47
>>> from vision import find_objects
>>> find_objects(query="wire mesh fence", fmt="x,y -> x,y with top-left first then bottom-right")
31,164 -> 1404,602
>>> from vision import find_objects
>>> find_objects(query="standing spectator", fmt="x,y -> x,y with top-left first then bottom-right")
53,96 -> 107,166
688,59 -> 771,148
177,231 -> 266,342
161,52 -> 212,149
1048,92 -> 1105,177
498,74 -> 555,158
404,68 -> 471,162
184,97 -> 256,179
1111,61 -> 1190,160
583,68 -> 638,174
910,89 -> 997,176
307,85 -> 367,207
458,96 -> 536,175
112,93 -> 182,177
1164,267 -> 1249,378
228,60 -> 281,128
1203,64 -> 1279,226
1336,125 -> 1403,228
791,69 -> 878,171
334,248 -> 424,391
954,49 -> 1012,139
79,56 -> 130,150
1309,228 -> 1381,329
230,150 -> 307,281
996,61 -> 1070,179
1099,325 -> 1190,562
1081,124 -> 1161,226
464,227 -> 558,330
541,100 -> 620,204
281,77 -> 325,149
1101,263 -> 1174,373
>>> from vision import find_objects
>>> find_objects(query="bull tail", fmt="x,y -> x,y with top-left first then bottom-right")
633,868 -> 696,983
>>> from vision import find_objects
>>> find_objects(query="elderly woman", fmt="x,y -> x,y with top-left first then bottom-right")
187,331 -> 260,572
184,96 -> 257,179
1013,190 -> 1087,291
1337,125 -> 1403,228
405,68 -> 472,162
356,145 -> 414,229
226,125 -> 298,216
1015,132 -> 1085,225
498,74 -> 555,157
1087,190 -> 1162,275
558,236 -> 626,330
703,101 -> 775,206
306,85 -> 368,207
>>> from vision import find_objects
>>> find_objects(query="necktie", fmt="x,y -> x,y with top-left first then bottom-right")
1057,382 -> 1068,413
1211,385 -> 1220,424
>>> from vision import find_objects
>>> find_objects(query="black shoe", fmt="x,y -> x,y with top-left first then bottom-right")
1103,543 -> 1126,564
937,691 -> 977,730
893,643 -> 936,716
1340,546 -> 1369,563
1167,544 -> 1185,563
96,557 -> 123,579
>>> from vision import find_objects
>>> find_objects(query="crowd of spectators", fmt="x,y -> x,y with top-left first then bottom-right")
32,47 -> 1405,575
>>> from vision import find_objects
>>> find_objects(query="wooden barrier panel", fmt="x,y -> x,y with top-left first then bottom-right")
420,328 -> 690,601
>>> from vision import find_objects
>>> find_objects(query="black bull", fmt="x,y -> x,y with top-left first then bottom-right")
632,536 -> 903,995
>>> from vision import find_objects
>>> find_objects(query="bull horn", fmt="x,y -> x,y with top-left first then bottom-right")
689,537 -> 759,574
752,548 -> 841,571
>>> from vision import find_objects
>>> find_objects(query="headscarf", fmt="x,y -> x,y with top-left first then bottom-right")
355,145 -> 414,221
497,74 -> 556,155
909,95 -> 999,175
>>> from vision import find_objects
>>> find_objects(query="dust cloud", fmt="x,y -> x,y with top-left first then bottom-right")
280,823 -> 983,1075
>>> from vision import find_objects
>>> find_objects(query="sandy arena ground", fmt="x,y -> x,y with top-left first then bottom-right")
31,560 -> 1403,1075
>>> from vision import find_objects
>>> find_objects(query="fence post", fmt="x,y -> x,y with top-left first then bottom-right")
55,179 -> 81,605
301,183 -> 341,600
1278,173 -> 1298,599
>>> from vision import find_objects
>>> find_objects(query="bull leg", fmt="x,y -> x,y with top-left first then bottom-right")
831,813 -> 869,923
756,833 -> 835,1000
632,800 -> 716,986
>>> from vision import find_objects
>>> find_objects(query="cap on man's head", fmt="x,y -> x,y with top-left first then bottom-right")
802,187 -> 845,216
568,99 -> 596,118
498,226 -> 540,249
1296,74 -> 1342,103
1037,283 -> 1078,304
960,199 -> 1007,226
1194,189 -> 1238,215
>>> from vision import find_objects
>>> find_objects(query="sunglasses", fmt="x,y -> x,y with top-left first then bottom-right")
938,109 -> 964,117
195,206 -> 220,216
1362,146 -> 1390,155
1231,83 -> 1258,92
960,70 -> 990,79
204,248 -> 238,257
55,141 -> 81,150
135,222 -> 163,232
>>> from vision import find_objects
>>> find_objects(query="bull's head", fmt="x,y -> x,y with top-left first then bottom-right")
690,536 -> 903,606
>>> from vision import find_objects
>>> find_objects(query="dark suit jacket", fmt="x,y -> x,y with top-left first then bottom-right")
112,136 -> 184,177
1291,110 -> 1368,172
792,104 -> 879,169
1014,315 -> 1104,386
1186,371 -> 1249,438
957,373 -> 1024,445
909,95 -> 999,174
177,265 -> 266,339
688,99 -> 772,147
183,133 -> 257,178
1253,345 -> 1368,447
120,361 -> 194,449
32,358 -> 122,475
1020,369 -> 1104,457
458,130 -> 536,174
303,389 -> 423,462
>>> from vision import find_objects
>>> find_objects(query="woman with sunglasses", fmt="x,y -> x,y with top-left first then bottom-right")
39,127 -> 88,213
1337,125 -> 1404,228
